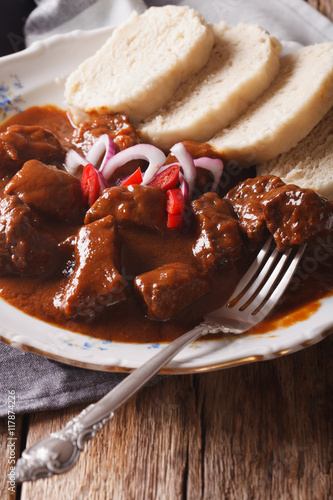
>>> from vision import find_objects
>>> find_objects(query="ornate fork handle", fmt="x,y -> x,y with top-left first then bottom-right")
15,403 -> 114,482
15,321 -> 221,483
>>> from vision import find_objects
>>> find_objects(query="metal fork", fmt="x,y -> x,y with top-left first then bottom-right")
15,237 -> 305,483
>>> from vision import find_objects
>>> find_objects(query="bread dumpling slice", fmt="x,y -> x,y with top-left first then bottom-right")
139,22 -> 282,151
257,106 -> 333,199
210,43 -> 333,166
65,5 -> 214,124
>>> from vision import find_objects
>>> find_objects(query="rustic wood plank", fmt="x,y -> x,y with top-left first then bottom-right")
197,335 -> 333,500
20,336 -> 332,500
307,0 -> 333,21
21,375 -> 198,500
0,414 -> 24,500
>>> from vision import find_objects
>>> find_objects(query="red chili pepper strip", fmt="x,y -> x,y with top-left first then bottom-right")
166,189 -> 185,228
167,212 -> 183,228
121,167 -> 143,186
148,164 -> 180,190
81,163 -> 100,206
166,189 -> 185,214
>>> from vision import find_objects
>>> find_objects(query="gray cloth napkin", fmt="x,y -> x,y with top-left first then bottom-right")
0,342 -> 126,416
24,0 -> 333,45
0,0 -> 332,417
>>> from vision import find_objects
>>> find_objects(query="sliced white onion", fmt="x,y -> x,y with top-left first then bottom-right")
64,149 -> 89,175
86,134 -> 116,171
170,142 -> 196,197
179,172 -> 189,202
193,157 -> 224,192
101,143 -> 166,182
98,170 -> 109,192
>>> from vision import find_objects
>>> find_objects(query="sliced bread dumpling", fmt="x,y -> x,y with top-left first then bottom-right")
257,106 -> 333,199
209,43 -> 333,166
138,22 -> 282,151
65,5 -> 214,124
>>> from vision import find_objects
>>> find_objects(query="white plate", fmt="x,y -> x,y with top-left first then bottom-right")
0,28 -> 332,373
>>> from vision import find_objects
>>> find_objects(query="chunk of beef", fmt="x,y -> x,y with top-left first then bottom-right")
225,175 -> 285,243
191,192 -> 243,272
261,184 -> 333,251
61,216 -> 126,319
5,160 -> 85,222
85,185 -> 167,230
69,113 -> 141,155
0,195 -> 59,275
0,125 -> 65,176
134,262 -> 209,321
0,140 -> 21,173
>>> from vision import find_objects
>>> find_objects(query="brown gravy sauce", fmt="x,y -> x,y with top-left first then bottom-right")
0,106 -> 332,343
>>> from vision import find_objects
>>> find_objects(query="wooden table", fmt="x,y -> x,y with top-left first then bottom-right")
1,334 -> 332,499
1,2 -> 333,499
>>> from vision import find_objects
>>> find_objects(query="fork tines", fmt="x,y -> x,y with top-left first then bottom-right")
225,237 -> 306,321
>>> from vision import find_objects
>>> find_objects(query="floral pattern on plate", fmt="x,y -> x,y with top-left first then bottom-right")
0,74 -> 24,121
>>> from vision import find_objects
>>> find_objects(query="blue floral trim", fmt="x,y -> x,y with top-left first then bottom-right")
62,336 -> 203,351
62,337 -> 165,351
63,338 -> 113,351
0,74 -> 24,121
147,343 -> 161,349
